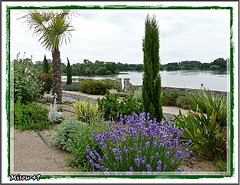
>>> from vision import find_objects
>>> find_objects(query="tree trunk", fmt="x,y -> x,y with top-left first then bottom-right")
52,48 -> 62,104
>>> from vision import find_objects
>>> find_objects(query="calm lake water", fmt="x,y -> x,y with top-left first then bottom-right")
62,70 -> 230,92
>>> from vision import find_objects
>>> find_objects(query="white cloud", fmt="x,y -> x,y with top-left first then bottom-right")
10,8 -> 230,65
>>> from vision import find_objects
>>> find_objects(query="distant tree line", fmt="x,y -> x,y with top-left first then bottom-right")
19,57 -> 228,76
160,58 -> 228,71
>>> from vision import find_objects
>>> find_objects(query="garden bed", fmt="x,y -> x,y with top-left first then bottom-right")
13,101 -> 220,173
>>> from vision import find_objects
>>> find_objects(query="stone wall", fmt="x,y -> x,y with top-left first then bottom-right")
120,78 -> 228,98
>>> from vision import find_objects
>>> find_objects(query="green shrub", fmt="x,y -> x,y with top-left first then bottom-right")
97,90 -> 120,121
51,118 -> 109,171
14,99 -> 51,131
73,99 -> 100,125
176,95 -> 194,109
14,62 -> 44,104
98,90 -> 143,121
162,91 -> 179,106
41,73 -> 52,94
79,79 -> 117,95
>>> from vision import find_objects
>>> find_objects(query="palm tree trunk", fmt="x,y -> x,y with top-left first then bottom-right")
52,48 -> 62,104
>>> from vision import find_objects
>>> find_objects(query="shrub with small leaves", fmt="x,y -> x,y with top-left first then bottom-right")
98,90 -> 143,121
79,79 -> 117,95
14,99 -> 51,131
51,118 -> 110,171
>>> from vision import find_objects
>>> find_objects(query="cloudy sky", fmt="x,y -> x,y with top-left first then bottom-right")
10,8 -> 230,65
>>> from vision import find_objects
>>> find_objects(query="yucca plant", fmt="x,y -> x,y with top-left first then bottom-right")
73,100 -> 99,125
191,88 -> 227,127
175,88 -> 227,164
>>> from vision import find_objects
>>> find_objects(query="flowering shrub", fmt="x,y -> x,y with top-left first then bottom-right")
48,95 -> 63,123
86,112 -> 194,175
63,83 -> 80,91
62,96 -> 76,104
14,62 -> 44,104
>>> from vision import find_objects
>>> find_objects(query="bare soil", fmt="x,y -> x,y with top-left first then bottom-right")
12,101 -> 220,174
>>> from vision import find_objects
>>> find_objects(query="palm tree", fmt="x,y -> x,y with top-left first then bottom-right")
21,10 -> 74,103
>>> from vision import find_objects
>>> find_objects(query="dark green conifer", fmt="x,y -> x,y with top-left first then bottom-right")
43,55 -> 49,74
142,14 -> 163,121
66,57 -> 72,85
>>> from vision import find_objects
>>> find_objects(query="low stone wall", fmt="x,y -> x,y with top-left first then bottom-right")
121,78 -> 228,98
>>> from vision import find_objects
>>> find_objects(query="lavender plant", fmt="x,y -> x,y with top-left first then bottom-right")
62,96 -> 76,104
86,112 -> 194,175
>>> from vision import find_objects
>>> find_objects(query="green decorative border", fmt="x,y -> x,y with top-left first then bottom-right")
6,5 -> 234,180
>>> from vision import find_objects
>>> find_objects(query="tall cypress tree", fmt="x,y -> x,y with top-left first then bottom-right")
66,57 -> 72,85
43,55 -> 49,74
142,14 -> 163,121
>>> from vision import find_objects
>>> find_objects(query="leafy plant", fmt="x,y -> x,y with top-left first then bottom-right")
41,73 -> 52,94
14,62 -> 44,104
98,90 -> 143,121
79,79 -> 117,95
51,118 -> 109,171
43,90 -> 55,102
14,99 -> 51,131
73,99 -> 99,125
174,88 -> 227,162
97,90 -> 120,121
48,95 -> 63,124
86,112 -> 195,174
191,88 -> 227,127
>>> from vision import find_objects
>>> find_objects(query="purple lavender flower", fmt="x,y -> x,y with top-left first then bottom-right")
146,164 -> 151,171
165,151 -> 170,158
130,167 -> 133,172
150,156 -> 154,162
135,158 -> 141,166
104,154 -> 109,160
190,157 -> 195,162
164,165 -> 167,170
157,160 -> 162,166
86,155 -> 90,160
145,141 -> 150,149
89,159 -> 95,166
89,151 -> 95,159
142,160 -> 145,164
155,152 -> 159,158
171,159 -> 174,165
154,141 -> 158,148
86,145 -> 90,152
